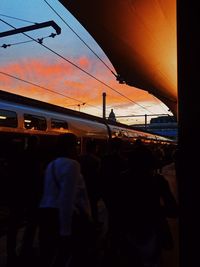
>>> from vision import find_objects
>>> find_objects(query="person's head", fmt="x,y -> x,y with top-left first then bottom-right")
26,135 -> 40,152
134,138 -> 143,147
86,139 -> 97,154
128,145 -> 156,173
109,137 -> 122,153
56,133 -> 78,159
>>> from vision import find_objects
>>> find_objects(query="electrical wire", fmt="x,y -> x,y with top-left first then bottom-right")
0,18 -> 153,114
0,13 -> 37,24
0,71 -> 100,111
1,33 -> 57,48
43,0 -> 116,76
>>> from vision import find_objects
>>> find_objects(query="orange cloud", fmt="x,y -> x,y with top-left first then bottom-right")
0,55 -> 162,120
77,56 -> 91,69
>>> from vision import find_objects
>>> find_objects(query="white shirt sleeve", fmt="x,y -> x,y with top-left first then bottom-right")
75,173 -> 92,218
55,158 -> 80,236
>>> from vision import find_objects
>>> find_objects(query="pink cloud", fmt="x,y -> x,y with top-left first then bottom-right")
0,56 -> 159,111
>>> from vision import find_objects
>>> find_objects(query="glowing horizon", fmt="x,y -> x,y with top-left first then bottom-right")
0,0 -> 174,125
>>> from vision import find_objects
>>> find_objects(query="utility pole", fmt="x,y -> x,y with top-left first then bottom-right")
145,114 -> 147,130
102,92 -> 106,119
77,102 -> 85,112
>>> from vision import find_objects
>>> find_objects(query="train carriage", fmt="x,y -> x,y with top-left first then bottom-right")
0,90 -> 174,153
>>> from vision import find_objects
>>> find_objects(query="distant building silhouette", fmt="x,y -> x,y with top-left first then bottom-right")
132,116 -> 177,140
108,109 -> 116,122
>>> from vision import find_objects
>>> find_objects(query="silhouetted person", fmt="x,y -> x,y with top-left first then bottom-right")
79,139 -> 101,223
152,145 -> 165,173
6,138 -> 28,267
118,143 -> 178,267
155,172 -> 178,252
101,137 -> 127,211
78,139 -> 102,266
100,137 -> 127,266
18,135 -> 44,266
38,133 -> 91,267
0,136 -> 10,206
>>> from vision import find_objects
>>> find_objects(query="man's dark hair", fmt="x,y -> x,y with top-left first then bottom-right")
56,133 -> 77,156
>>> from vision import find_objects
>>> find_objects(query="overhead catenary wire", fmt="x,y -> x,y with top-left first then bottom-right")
0,71 -> 100,111
43,1 -> 158,114
1,33 -> 57,48
0,18 -> 153,114
0,13 -> 38,24
43,0 -> 116,76
0,10 -> 117,80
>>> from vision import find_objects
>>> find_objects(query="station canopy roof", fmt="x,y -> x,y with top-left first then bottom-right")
59,0 -> 177,117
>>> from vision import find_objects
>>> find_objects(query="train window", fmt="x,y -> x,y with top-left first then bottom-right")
51,118 -> 68,130
112,128 -> 120,137
121,130 -> 128,137
24,113 -> 47,131
0,109 -> 18,127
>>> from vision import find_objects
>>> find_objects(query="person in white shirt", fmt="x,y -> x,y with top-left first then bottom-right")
38,133 -> 91,267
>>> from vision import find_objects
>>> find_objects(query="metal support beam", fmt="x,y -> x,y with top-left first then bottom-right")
0,20 -> 61,38
114,113 -> 170,118
102,92 -> 106,119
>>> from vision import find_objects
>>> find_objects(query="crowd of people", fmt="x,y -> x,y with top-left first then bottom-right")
2,133 -> 178,267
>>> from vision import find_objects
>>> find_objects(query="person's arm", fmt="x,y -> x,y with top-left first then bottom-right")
58,159 -> 80,236
159,174 -> 178,218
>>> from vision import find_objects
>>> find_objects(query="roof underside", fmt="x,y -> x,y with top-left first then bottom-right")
59,0 -> 177,117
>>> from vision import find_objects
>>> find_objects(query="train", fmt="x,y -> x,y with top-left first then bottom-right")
0,90 -> 174,154
0,90 -> 176,205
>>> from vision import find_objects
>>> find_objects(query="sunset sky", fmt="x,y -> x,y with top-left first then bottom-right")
0,0 -> 174,125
